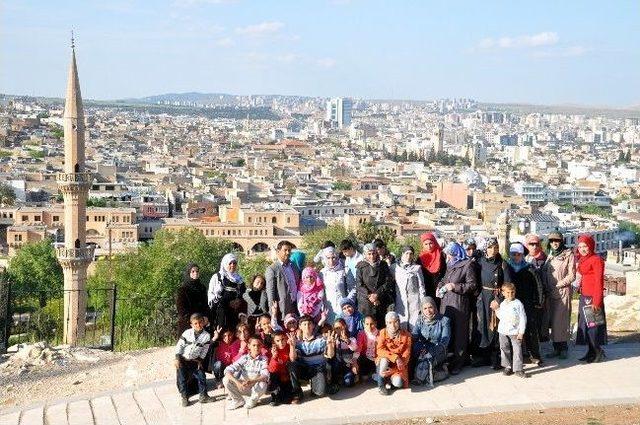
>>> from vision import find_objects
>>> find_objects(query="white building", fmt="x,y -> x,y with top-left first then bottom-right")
326,97 -> 352,128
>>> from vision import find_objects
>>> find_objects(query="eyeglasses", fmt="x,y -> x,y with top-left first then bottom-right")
527,242 -> 539,246
549,239 -> 562,243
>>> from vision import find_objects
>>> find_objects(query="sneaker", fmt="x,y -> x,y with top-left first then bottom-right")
269,393 -> 280,407
378,386 -> 390,396
449,367 -> 461,376
327,384 -> 340,395
515,371 -> 529,378
290,395 -> 302,405
199,394 -> 214,404
245,398 -> 258,409
502,368 -> 513,376
226,398 -> 245,410
181,395 -> 189,407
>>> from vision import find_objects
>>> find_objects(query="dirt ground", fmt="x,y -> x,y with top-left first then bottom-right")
375,404 -> 640,425
1,345 -> 175,410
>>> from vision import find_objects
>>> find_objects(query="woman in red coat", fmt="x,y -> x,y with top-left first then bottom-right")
575,234 -> 607,363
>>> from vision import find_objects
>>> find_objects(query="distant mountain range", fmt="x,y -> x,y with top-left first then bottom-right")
119,92 -> 316,106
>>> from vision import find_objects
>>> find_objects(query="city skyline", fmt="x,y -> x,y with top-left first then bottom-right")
2,0 -> 639,107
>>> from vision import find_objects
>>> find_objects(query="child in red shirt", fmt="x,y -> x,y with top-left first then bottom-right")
267,331 -> 295,405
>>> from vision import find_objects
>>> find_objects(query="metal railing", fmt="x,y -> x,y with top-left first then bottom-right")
0,281 -> 177,353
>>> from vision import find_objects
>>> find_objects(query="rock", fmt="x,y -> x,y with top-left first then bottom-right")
5,384 -> 13,392
72,380 -> 82,385
604,294 -> 640,332
424,417 -> 439,424
71,351 -> 100,363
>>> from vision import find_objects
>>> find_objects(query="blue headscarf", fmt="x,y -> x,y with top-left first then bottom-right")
289,249 -> 306,272
443,242 -> 467,267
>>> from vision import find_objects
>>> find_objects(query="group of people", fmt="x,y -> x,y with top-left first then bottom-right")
174,232 -> 607,409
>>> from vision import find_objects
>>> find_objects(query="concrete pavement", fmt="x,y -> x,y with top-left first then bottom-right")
2,342 -> 639,425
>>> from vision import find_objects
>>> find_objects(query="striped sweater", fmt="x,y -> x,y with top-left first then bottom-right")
175,328 -> 211,361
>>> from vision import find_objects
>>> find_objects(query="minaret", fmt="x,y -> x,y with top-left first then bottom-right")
56,35 -> 94,345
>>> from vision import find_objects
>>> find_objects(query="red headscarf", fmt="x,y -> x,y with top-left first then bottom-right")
577,234 -> 596,263
419,232 -> 443,274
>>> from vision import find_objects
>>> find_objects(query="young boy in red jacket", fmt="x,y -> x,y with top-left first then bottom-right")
267,331 -> 295,405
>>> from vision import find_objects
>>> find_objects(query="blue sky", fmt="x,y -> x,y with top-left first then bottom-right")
2,0 -> 639,106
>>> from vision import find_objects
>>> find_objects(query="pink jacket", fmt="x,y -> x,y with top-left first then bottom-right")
356,330 -> 378,360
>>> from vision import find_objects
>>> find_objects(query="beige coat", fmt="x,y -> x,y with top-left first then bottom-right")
541,249 -> 576,342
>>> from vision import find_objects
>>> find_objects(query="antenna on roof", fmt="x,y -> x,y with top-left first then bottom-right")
71,30 -> 75,49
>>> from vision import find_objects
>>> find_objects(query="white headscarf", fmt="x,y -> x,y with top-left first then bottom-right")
219,253 -> 242,283
385,311 -> 400,338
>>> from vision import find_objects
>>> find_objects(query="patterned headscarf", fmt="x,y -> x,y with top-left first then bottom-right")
443,241 -> 467,267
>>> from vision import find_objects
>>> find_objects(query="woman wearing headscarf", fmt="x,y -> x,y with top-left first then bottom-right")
208,253 -> 246,331
541,231 -> 576,359
176,262 -> 209,335
575,234 -> 607,363
320,246 -> 351,323
289,249 -> 307,277
503,242 -> 544,365
375,311 -> 412,395
356,243 -> 395,329
412,297 -> 450,387
391,246 -> 426,332
473,237 -> 504,368
436,241 -> 477,375
418,232 -> 447,300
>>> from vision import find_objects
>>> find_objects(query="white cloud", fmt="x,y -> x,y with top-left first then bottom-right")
235,21 -> 284,37
316,57 -> 336,68
478,32 -> 559,50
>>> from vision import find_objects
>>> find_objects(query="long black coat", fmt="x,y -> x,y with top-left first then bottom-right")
476,255 -> 504,349
176,281 -> 209,336
355,260 -> 394,328
437,258 -> 478,369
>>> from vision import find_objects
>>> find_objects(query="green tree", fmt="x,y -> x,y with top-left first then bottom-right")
238,254 -> 272,283
50,125 -> 64,140
356,222 -> 397,247
0,183 -> 16,206
388,235 -> 422,258
619,221 -> 640,246
332,181 -> 352,191
87,197 -> 107,207
302,223 -> 357,255
7,239 -> 63,307
89,228 -> 233,322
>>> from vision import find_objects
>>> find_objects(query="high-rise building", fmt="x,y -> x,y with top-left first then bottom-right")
56,37 -> 95,345
326,97 -> 352,128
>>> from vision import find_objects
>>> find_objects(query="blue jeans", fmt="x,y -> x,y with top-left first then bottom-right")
177,359 -> 208,396
288,361 -> 327,398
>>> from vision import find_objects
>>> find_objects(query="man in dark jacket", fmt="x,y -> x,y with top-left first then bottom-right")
356,243 -> 394,329
266,241 -> 300,322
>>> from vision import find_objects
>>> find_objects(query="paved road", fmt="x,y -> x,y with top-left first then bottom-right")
1,343 -> 639,425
